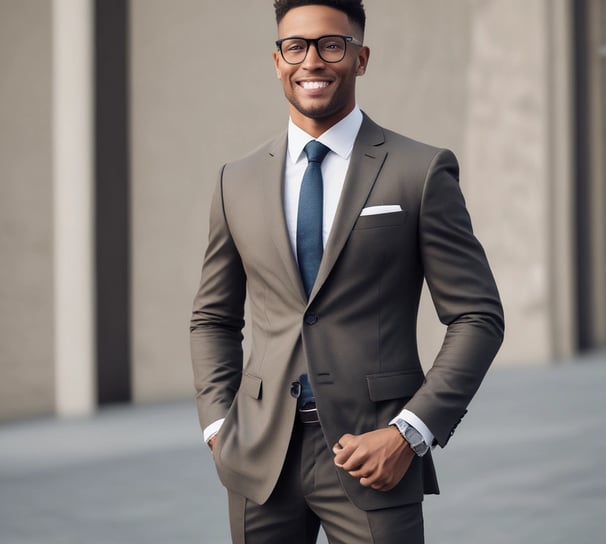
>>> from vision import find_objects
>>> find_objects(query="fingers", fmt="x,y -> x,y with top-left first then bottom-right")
340,461 -> 396,491
333,434 -> 376,484
332,428 -> 414,492
356,472 -> 395,492
333,433 -> 372,471
332,433 -> 354,453
345,464 -> 372,479
332,433 -> 357,467
360,476 -> 382,490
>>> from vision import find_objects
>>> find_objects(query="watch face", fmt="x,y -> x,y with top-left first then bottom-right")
404,425 -> 422,445
392,420 -> 428,455
403,424 -> 428,455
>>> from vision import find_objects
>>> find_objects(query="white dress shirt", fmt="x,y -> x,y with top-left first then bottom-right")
204,106 -> 434,452
283,105 -> 363,252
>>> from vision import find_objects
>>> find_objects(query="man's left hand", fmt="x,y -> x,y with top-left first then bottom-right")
332,427 -> 415,491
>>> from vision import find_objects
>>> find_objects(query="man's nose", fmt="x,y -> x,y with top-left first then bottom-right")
302,43 -> 325,68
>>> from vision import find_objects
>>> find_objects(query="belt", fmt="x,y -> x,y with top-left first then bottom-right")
298,402 -> 320,424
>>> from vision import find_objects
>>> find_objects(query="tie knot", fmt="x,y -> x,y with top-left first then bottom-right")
304,140 -> 330,164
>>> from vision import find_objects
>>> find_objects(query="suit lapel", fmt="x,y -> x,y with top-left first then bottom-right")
264,133 -> 308,303
309,115 -> 387,302
262,116 -> 388,305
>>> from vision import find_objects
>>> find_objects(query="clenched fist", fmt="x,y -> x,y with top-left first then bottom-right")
332,427 -> 415,492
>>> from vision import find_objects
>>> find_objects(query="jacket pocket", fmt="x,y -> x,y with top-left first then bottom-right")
353,210 -> 406,230
366,369 -> 425,401
240,373 -> 262,399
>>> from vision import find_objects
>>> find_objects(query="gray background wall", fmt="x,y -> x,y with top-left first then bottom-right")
130,0 -> 573,404
0,0 -> 54,419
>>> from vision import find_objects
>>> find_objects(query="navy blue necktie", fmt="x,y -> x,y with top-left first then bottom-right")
297,140 -> 330,298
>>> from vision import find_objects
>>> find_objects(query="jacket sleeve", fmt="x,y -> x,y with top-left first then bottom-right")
190,166 -> 247,431
404,149 -> 505,447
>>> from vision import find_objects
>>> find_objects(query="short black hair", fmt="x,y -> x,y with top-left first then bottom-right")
273,0 -> 366,33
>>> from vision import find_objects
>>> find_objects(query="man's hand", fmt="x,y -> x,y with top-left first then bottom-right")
332,427 -> 415,492
208,434 -> 218,452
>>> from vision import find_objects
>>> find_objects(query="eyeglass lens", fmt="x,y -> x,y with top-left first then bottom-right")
280,36 -> 347,64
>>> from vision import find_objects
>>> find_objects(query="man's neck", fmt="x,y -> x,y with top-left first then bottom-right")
288,106 -> 356,138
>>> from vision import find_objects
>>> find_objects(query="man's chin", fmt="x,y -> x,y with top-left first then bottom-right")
292,101 -> 340,121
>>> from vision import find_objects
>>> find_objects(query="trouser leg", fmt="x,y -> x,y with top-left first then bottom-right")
226,420 -> 320,544
226,419 -> 424,544
303,423 -> 424,544
365,502 -> 424,544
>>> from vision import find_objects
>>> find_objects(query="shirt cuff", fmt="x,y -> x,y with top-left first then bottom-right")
389,409 -> 435,449
203,418 -> 225,443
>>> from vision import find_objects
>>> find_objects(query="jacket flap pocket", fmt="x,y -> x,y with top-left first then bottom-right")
366,370 -> 425,401
241,373 -> 262,399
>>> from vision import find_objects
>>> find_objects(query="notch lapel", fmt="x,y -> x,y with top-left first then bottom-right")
309,116 -> 387,302
264,133 -> 308,303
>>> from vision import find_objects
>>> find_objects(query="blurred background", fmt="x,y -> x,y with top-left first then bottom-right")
2,0 -> 605,423
0,0 -> 605,542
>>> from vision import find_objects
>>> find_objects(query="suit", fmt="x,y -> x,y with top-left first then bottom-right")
190,113 -> 504,513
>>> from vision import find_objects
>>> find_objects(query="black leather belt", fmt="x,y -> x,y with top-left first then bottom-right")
298,403 -> 320,424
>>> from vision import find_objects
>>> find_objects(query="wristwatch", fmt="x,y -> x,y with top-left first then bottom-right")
391,418 -> 429,457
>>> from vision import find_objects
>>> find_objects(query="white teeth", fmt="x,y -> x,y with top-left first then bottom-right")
301,81 -> 329,89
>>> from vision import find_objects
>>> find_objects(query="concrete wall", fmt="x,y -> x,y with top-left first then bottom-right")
360,0 -> 574,366
130,1 -> 284,402
0,0 -> 55,420
130,0 -> 573,405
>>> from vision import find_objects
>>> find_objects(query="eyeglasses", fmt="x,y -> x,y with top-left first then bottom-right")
275,34 -> 363,65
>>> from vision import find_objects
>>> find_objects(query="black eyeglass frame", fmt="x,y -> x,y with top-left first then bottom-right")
275,34 -> 364,65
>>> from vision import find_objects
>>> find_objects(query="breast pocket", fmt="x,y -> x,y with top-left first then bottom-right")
353,210 -> 406,230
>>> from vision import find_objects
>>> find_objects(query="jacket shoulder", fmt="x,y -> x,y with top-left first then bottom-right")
361,113 -> 455,170
223,131 -> 286,174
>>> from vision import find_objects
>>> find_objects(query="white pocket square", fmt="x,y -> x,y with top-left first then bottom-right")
360,205 -> 402,216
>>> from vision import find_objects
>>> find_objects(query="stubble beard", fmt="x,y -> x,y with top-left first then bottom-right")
285,77 -> 353,123
287,94 -> 342,121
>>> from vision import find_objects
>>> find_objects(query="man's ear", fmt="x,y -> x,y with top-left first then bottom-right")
273,51 -> 282,79
356,46 -> 370,76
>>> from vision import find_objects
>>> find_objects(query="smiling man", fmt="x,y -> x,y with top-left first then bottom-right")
190,1 -> 504,543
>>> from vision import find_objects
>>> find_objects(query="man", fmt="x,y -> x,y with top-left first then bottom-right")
190,1 -> 504,542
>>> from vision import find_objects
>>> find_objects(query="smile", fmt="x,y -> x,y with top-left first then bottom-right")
299,81 -> 330,90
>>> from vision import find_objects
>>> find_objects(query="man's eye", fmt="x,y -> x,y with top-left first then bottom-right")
286,43 -> 305,52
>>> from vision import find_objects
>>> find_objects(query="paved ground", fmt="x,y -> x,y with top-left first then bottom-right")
1,351 -> 605,543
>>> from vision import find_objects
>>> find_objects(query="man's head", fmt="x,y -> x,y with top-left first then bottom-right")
274,0 -> 366,37
272,1 -> 370,136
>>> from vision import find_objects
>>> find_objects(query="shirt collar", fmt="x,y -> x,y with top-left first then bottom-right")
287,106 -> 363,163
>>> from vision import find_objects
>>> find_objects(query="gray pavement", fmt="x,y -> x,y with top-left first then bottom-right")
1,352 -> 605,543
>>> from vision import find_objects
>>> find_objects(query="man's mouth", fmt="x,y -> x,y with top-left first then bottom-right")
299,81 -> 330,90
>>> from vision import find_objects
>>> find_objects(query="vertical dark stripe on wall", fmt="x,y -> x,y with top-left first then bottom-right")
95,0 -> 131,403
572,0 -> 592,351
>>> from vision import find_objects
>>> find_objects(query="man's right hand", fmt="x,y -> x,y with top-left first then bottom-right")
208,434 -> 218,451
333,427 -> 415,491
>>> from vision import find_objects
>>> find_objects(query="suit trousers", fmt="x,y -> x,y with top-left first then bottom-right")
226,419 -> 424,544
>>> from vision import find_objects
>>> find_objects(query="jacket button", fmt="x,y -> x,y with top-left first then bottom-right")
304,312 -> 318,325
290,381 -> 302,398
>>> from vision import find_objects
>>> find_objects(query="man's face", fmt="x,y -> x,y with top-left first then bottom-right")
273,5 -> 370,134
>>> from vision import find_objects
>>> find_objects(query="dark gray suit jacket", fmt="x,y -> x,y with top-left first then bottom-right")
190,114 -> 504,511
